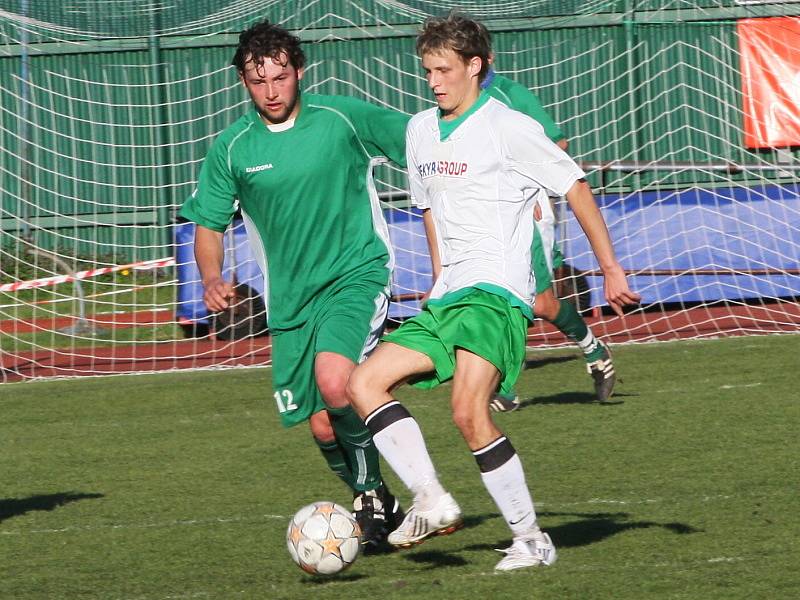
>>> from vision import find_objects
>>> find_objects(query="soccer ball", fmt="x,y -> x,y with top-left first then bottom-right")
286,501 -> 362,576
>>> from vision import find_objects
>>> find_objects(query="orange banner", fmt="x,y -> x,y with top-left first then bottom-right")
738,17 -> 800,148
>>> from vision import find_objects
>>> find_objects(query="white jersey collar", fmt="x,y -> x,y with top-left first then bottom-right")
266,118 -> 296,132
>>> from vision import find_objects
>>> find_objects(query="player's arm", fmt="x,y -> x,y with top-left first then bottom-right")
422,209 -> 441,280
563,180 -> 640,316
194,226 -> 234,311
405,119 -> 439,298
330,95 -> 410,167
497,75 -> 568,220
503,113 -> 639,316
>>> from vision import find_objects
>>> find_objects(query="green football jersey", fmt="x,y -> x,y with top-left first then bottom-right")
483,70 -> 566,143
180,93 -> 408,332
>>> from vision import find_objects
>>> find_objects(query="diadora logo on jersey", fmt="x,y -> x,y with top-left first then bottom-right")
418,161 -> 468,178
245,163 -> 274,173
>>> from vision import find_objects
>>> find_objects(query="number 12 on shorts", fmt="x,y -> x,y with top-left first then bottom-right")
273,389 -> 298,413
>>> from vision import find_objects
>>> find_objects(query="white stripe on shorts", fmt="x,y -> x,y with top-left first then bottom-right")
359,291 -> 389,362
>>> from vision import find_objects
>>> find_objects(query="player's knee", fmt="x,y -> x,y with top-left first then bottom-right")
309,411 -> 335,442
451,404 -> 478,441
316,370 -> 349,408
535,291 -> 560,321
345,364 -> 374,408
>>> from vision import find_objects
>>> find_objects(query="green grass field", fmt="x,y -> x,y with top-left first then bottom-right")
2,335 -> 798,599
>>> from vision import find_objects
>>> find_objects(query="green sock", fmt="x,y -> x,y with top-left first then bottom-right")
551,300 -> 605,362
326,405 -> 382,492
314,437 -> 356,490
498,388 -> 518,401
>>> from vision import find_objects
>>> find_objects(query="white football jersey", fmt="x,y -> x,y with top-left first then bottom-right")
406,94 -> 585,310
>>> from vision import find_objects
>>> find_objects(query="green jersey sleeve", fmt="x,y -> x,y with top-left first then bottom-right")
179,130 -> 239,232
316,95 -> 409,168
492,75 -> 565,143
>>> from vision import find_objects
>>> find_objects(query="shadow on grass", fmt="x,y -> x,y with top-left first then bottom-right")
515,355 -> 640,406
404,549 -> 469,568
521,391 -> 625,406
359,512 -> 497,561
518,390 -> 639,406
523,355 -> 578,371
465,510 -> 701,552
542,511 -> 701,548
397,512 -> 498,569
303,513 -> 502,574
361,542 -> 397,557
461,512 -> 498,530
520,391 -> 597,406
390,509 -> 700,569
0,492 -> 105,523
304,572 -> 367,584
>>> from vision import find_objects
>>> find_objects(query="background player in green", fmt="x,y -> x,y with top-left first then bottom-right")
481,57 -> 618,411
179,20 -> 405,549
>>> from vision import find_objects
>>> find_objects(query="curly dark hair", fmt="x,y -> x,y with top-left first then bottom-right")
231,20 -> 306,73
416,12 -> 491,81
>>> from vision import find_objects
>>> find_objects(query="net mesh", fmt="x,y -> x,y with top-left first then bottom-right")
1,1 -> 799,381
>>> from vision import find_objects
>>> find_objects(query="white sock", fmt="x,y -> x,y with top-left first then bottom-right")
479,452 -> 538,536
370,414 -> 444,511
412,478 -> 447,512
578,329 -> 601,358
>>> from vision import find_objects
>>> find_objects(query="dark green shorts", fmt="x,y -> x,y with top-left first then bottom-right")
531,222 -> 564,294
383,288 -> 528,392
271,285 -> 388,427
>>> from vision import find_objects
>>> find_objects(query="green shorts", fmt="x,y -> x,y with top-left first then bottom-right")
531,222 -> 564,294
270,284 -> 389,428
383,288 -> 528,392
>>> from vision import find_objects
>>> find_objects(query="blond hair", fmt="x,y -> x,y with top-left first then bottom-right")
416,13 -> 491,81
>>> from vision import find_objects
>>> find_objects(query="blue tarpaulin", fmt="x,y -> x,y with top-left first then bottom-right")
175,183 -> 800,324
563,183 -> 800,306
175,220 -> 265,326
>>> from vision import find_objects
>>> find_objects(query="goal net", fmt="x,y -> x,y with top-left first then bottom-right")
1,1 -> 799,381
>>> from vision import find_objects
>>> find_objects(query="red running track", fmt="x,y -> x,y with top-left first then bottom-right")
2,302 -> 799,382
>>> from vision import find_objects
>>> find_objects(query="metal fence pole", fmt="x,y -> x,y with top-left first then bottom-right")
19,0 -> 31,241
148,4 -> 172,254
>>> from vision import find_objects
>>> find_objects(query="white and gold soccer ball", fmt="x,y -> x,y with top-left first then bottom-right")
286,501 -> 362,576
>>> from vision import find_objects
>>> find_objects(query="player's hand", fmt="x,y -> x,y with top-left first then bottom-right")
203,277 -> 235,312
602,263 -> 641,317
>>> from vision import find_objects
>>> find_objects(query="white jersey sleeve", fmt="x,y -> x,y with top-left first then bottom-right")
405,117 -> 430,209
501,113 -> 585,197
